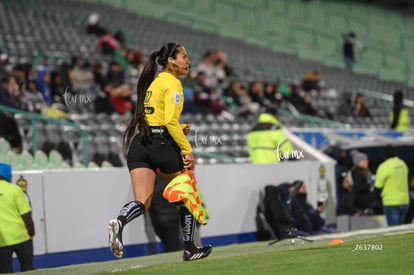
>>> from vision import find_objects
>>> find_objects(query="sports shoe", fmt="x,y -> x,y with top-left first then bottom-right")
183,245 -> 213,261
108,219 -> 124,258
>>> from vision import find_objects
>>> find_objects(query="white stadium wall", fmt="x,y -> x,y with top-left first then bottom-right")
12,160 -> 336,257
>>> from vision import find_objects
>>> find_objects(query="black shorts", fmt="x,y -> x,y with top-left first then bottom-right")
127,128 -> 184,173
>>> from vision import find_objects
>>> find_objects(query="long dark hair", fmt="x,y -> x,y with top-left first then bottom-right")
123,43 -> 180,151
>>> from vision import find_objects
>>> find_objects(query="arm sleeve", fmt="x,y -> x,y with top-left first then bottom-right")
22,212 -> 35,237
374,165 -> 386,189
16,189 -> 35,237
164,85 -> 192,155
390,108 -> 400,129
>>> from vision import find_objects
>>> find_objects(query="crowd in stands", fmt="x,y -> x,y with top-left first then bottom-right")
0,11 -> 410,157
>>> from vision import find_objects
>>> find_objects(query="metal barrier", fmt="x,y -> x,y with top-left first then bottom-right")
0,105 -> 88,166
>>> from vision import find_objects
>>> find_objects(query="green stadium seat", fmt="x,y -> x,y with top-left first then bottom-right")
18,151 -> 34,170
33,150 -> 49,170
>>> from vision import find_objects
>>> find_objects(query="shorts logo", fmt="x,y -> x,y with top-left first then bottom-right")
174,92 -> 181,104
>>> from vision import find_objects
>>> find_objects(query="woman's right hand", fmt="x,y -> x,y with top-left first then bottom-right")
183,153 -> 195,171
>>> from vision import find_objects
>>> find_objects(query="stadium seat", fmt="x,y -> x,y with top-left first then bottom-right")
48,149 -> 65,169
33,150 -> 49,170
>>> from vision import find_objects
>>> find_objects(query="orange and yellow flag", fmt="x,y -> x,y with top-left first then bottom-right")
162,170 -> 208,224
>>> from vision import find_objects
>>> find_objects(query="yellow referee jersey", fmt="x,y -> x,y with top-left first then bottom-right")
144,72 -> 192,155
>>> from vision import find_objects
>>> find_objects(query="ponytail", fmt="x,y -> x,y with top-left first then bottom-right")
123,50 -> 160,151
123,43 -> 180,152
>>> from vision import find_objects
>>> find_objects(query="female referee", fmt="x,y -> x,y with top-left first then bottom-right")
108,43 -> 212,261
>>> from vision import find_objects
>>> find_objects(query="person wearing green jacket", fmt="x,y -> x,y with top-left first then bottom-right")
374,145 -> 409,226
247,108 -> 294,164
0,163 -> 35,273
390,90 -> 410,132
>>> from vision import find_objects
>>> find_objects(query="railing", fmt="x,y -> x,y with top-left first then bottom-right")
356,88 -> 414,108
278,109 -> 350,129
0,105 -> 89,166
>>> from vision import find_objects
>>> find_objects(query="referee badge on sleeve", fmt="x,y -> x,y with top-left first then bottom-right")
174,92 -> 181,104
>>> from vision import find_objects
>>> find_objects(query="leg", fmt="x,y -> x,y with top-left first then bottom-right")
0,245 -> 13,273
398,205 -> 409,225
154,220 -> 182,252
162,171 -> 212,261
14,240 -> 34,272
383,206 -> 399,226
180,205 -> 212,261
108,167 -> 155,258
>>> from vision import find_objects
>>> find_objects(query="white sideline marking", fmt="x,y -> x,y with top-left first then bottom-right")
111,264 -> 145,273
307,224 -> 414,241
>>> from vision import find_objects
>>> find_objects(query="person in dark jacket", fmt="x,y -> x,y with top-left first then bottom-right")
350,150 -> 381,214
337,171 -> 362,216
290,181 -> 325,234
342,32 -> 365,72
0,77 -> 22,152
262,183 -> 293,239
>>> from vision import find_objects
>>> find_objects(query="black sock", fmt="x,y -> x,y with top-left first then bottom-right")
180,205 -> 196,251
117,201 -> 145,230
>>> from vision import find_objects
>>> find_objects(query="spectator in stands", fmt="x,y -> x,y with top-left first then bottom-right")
24,79 -> 48,113
97,32 -> 120,55
404,176 -> 414,224
113,31 -> 126,48
287,80 -> 304,109
296,94 -> 318,116
342,31 -> 366,72
86,12 -> 107,36
0,77 -> 23,152
247,106 -> 294,164
350,150 -> 380,214
263,81 -> 283,108
195,50 -> 227,90
149,173 -> 182,252
12,64 -> 27,92
192,71 -> 225,115
7,76 -> 27,111
390,90 -> 410,132
0,163 -> 35,273
222,80 -> 241,112
335,91 -> 354,117
0,53 -> 9,81
107,61 -> 126,87
248,80 -> 266,107
374,145 -> 409,226
36,67 -> 53,105
60,62 -> 74,88
352,93 -> 371,118
290,180 -> 325,235
337,171 -> 362,216
127,49 -> 145,71
236,84 -> 260,117
70,57 -> 94,91
302,70 -> 322,94
94,80 -> 116,115
50,70 -> 66,104
92,62 -> 105,86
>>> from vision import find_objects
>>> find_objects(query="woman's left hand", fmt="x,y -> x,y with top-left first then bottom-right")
183,124 -> 191,135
